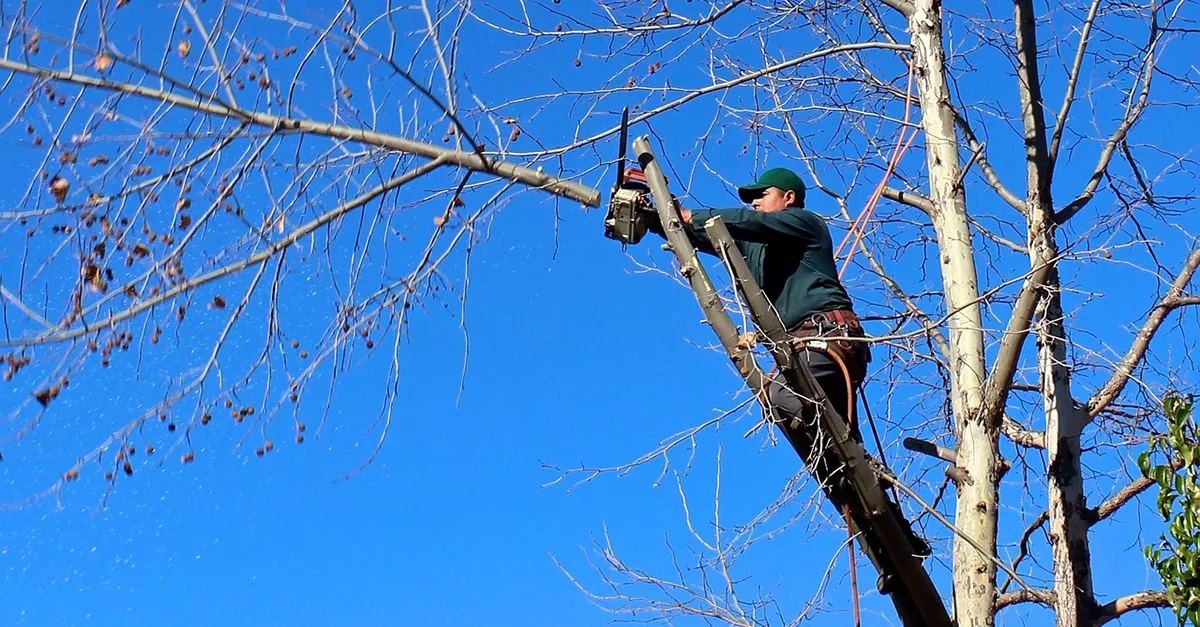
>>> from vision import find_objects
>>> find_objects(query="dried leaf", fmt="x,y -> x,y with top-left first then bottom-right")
178,40 -> 192,58
33,388 -> 52,407
49,177 -> 70,203
93,53 -> 113,73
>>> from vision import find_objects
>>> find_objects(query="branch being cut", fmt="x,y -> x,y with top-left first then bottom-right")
0,58 -> 601,207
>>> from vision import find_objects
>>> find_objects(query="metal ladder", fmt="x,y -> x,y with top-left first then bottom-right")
632,136 -> 952,627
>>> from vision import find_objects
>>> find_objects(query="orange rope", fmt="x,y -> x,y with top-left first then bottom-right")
845,503 -> 861,627
836,62 -> 919,279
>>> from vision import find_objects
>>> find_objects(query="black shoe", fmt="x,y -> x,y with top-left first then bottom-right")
887,499 -> 932,558
907,530 -> 932,558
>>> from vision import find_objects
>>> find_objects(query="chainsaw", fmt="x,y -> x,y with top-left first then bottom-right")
603,107 -> 654,246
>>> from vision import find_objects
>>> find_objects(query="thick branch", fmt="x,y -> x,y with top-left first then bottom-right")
979,262 -> 1052,426
1087,243 -> 1200,421
1092,458 -> 1185,525
877,0 -> 915,18
0,58 -> 601,207
881,186 -> 933,214
996,588 -> 1056,611
1094,591 -> 1169,626
1001,415 -> 1045,449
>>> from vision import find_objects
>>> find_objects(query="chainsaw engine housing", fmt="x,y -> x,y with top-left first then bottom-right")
604,186 -> 650,245
604,167 -> 653,245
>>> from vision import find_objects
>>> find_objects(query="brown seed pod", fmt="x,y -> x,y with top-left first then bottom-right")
178,40 -> 192,58
49,177 -> 70,203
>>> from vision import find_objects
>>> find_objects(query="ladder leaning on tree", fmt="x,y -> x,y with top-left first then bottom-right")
628,135 -> 953,627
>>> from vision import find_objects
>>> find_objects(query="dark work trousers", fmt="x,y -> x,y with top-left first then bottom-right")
764,330 -> 932,559
765,329 -> 868,444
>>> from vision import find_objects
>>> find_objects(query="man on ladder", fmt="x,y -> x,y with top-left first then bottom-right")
643,166 -> 931,559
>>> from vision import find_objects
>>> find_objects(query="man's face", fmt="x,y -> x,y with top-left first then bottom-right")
751,187 -> 795,213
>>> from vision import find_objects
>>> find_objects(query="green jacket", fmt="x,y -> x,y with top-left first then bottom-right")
650,207 -> 853,331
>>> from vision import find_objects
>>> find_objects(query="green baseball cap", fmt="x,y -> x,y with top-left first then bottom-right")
737,167 -> 807,206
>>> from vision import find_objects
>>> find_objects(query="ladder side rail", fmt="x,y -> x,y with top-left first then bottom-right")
703,216 -> 952,627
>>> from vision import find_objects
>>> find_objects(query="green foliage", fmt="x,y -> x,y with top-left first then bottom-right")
1141,395 -> 1200,626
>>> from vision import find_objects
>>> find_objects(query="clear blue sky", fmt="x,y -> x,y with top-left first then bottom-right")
1,1 -> 1195,625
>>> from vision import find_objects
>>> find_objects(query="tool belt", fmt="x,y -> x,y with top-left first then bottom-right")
787,309 -> 867,382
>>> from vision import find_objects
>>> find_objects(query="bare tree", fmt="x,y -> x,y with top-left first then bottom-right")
466,0 -> 1197,626
2,1 -> 1198,626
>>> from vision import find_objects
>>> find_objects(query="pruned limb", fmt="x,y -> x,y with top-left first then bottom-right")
881,186 -> 933,215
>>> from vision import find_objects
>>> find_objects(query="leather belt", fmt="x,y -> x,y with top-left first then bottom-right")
795,309 -> 861,332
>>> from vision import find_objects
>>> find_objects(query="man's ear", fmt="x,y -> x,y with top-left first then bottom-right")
784,190 -> 797,207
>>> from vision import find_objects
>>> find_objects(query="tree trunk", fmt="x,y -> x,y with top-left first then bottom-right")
1039,261 -> 1096,626
1011,0 -> 1096,619
909,1 -> 998,624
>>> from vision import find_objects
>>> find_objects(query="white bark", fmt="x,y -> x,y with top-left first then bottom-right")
1040,278 -> 1094,625
909,0 -> 997,624
1010,0 -> 1095,619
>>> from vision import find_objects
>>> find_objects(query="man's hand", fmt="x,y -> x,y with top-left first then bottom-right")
678,207 -> 692,225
